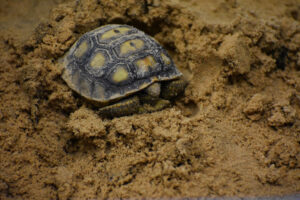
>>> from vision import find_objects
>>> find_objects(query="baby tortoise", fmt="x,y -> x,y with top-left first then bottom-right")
60,24 -> 186,117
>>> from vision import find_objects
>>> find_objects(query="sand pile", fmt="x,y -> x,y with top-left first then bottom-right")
0,0 -> 299,199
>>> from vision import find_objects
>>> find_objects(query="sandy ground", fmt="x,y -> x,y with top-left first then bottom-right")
0,0 -> 300,199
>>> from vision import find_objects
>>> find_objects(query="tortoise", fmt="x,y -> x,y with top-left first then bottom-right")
60,24 -> 186,117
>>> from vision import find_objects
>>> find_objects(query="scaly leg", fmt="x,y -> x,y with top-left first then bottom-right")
98,96 -> 140,118
161,79 -> 187,100
138,96 -> 171,114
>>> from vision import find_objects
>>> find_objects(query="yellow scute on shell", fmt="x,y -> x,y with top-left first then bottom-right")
112,66 -> 129,83
161,53 -> 171,65
119,39 -> 144,56
93,83 -> 105,100
101,27 -> 131,40
74,40 -> 88,58
90,52 -> 106,69
136,55 -> 157,71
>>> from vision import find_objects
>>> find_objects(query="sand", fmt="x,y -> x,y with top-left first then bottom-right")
0,0 -> 299,199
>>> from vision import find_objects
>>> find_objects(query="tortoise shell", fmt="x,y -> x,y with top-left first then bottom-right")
61,24 -> 182,103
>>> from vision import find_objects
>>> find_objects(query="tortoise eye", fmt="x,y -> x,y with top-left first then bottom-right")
114,29 -> 120,33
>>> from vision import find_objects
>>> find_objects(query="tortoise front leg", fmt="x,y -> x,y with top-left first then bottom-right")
98,96 -> 140,117
138,97 -> 171,114
98,95 -> 171,117
161,79 -> 187,100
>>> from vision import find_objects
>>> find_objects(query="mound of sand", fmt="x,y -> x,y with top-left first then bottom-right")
0,0 -> 299,199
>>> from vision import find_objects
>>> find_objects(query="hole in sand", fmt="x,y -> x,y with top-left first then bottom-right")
182,100 -> 199,117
